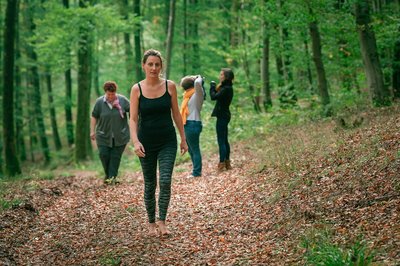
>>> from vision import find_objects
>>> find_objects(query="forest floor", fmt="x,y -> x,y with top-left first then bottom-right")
1,106 -> 400,265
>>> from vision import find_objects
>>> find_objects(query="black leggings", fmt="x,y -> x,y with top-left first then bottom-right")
139,141 -> 177,223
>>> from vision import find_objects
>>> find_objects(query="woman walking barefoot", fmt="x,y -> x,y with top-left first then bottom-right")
129,49 -> 188,236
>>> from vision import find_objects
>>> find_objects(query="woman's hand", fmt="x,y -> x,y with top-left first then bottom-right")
134,141 -> 146,157
180,140 -> 188,155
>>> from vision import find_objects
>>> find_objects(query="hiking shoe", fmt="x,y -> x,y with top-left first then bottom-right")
225,159 -> 232,170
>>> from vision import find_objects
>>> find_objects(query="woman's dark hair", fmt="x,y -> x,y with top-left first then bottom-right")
221,68 -> 234,82
142,49 -> 163,66
180,75 -> 196,90
103,81 -> 117,92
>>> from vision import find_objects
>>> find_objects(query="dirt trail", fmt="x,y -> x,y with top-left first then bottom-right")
2,150 -> 287,265
1,108 -> 400,265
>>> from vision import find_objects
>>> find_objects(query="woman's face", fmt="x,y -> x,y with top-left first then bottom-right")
105,91 -> 117,102
219,71 -> 225,82
143,56 -> 162,78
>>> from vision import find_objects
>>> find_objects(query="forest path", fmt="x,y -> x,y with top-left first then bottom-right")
2,146 -> 288,265
2,107 -> 400,265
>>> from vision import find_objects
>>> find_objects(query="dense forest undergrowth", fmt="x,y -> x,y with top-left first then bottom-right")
0,105 -> 399,265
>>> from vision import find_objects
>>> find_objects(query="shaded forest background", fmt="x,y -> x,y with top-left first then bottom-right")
1,0 -> 400,176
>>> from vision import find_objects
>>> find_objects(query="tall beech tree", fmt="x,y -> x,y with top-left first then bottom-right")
75,0 -> 92,162
24,0 -> 51,164
355,0 -> 390,106
165,0 -> 176,79
133,0 -> 143,82
63,0 -> 74,147
14,0 -> 26,162
261,0 -> 272,110
45,70 -> 62,151
308,5 -> 330,107
2,0 -> 21,176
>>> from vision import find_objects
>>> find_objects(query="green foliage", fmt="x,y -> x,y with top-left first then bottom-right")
301,230 -> 375,266
0,198 -> 23,211
99,253 -> 121,266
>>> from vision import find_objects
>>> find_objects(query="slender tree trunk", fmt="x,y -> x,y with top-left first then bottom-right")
392,27 -> 400,99
2,0 -> 21,176
261,1 -> 272,110
25,0 -> 51,164
63,0 -> 75,147
164,0 -> 170,36
133,0 -> 143,81
277,0 -> 293,84
0,0 -> 4,176
304,39 -> 314,92
188,0 -> 200,73
309,19 -> 330,106
355,0 -> 390,106
120,0 -> 134,92
275,54 -> 285,87
182,0 -> 187,76
46,70 -> 62,151
15,0 -> 26,161
92,37 -> 100,97
75,0 -> 92,161
64,68 -> 74,146
242,29 -> 261,113
165,0 -> 176,79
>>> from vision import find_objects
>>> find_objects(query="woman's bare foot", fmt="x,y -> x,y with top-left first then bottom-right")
148,223 -> 158,236
157,221 -> 170,236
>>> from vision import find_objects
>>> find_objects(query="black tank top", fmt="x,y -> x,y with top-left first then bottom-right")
138,80 -> 176,151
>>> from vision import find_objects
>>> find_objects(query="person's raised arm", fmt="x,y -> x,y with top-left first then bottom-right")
169,80 -> 188,155
194,76 -> 204,97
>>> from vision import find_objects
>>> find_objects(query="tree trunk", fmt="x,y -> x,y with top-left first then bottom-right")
46,70 -> 62,151
392,28 -> 400,99
63,0 -> 74,148
15,0 -> 26,162
64,68 -> 74,147
2,0 -> 21,176
165,0 -> 176,79
355,0 -> 390,106
75,0 -> 92,162
25,0 -> 51,164
309,19 -> 330,106
275,54 -> 285,87
261,2 -> 272,110
277,0 -> 293,84
164,0 -> 170,36
120,0 -> 134,93
242,30 -> 261,113
188,0 -> 200,73
133,0 -> 143,82
92,37 -> 100,97
182,0 -> 187,76
303,39 -> 314,92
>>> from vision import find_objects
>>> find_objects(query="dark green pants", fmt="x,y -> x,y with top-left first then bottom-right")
139,142 -> 177,223
98,143 -> 126,179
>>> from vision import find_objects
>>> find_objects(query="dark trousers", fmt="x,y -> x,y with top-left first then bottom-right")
216,117 -> 230,163
184,120 -> 203,176
98,142 -> 126,179
139,141 -> 177,223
